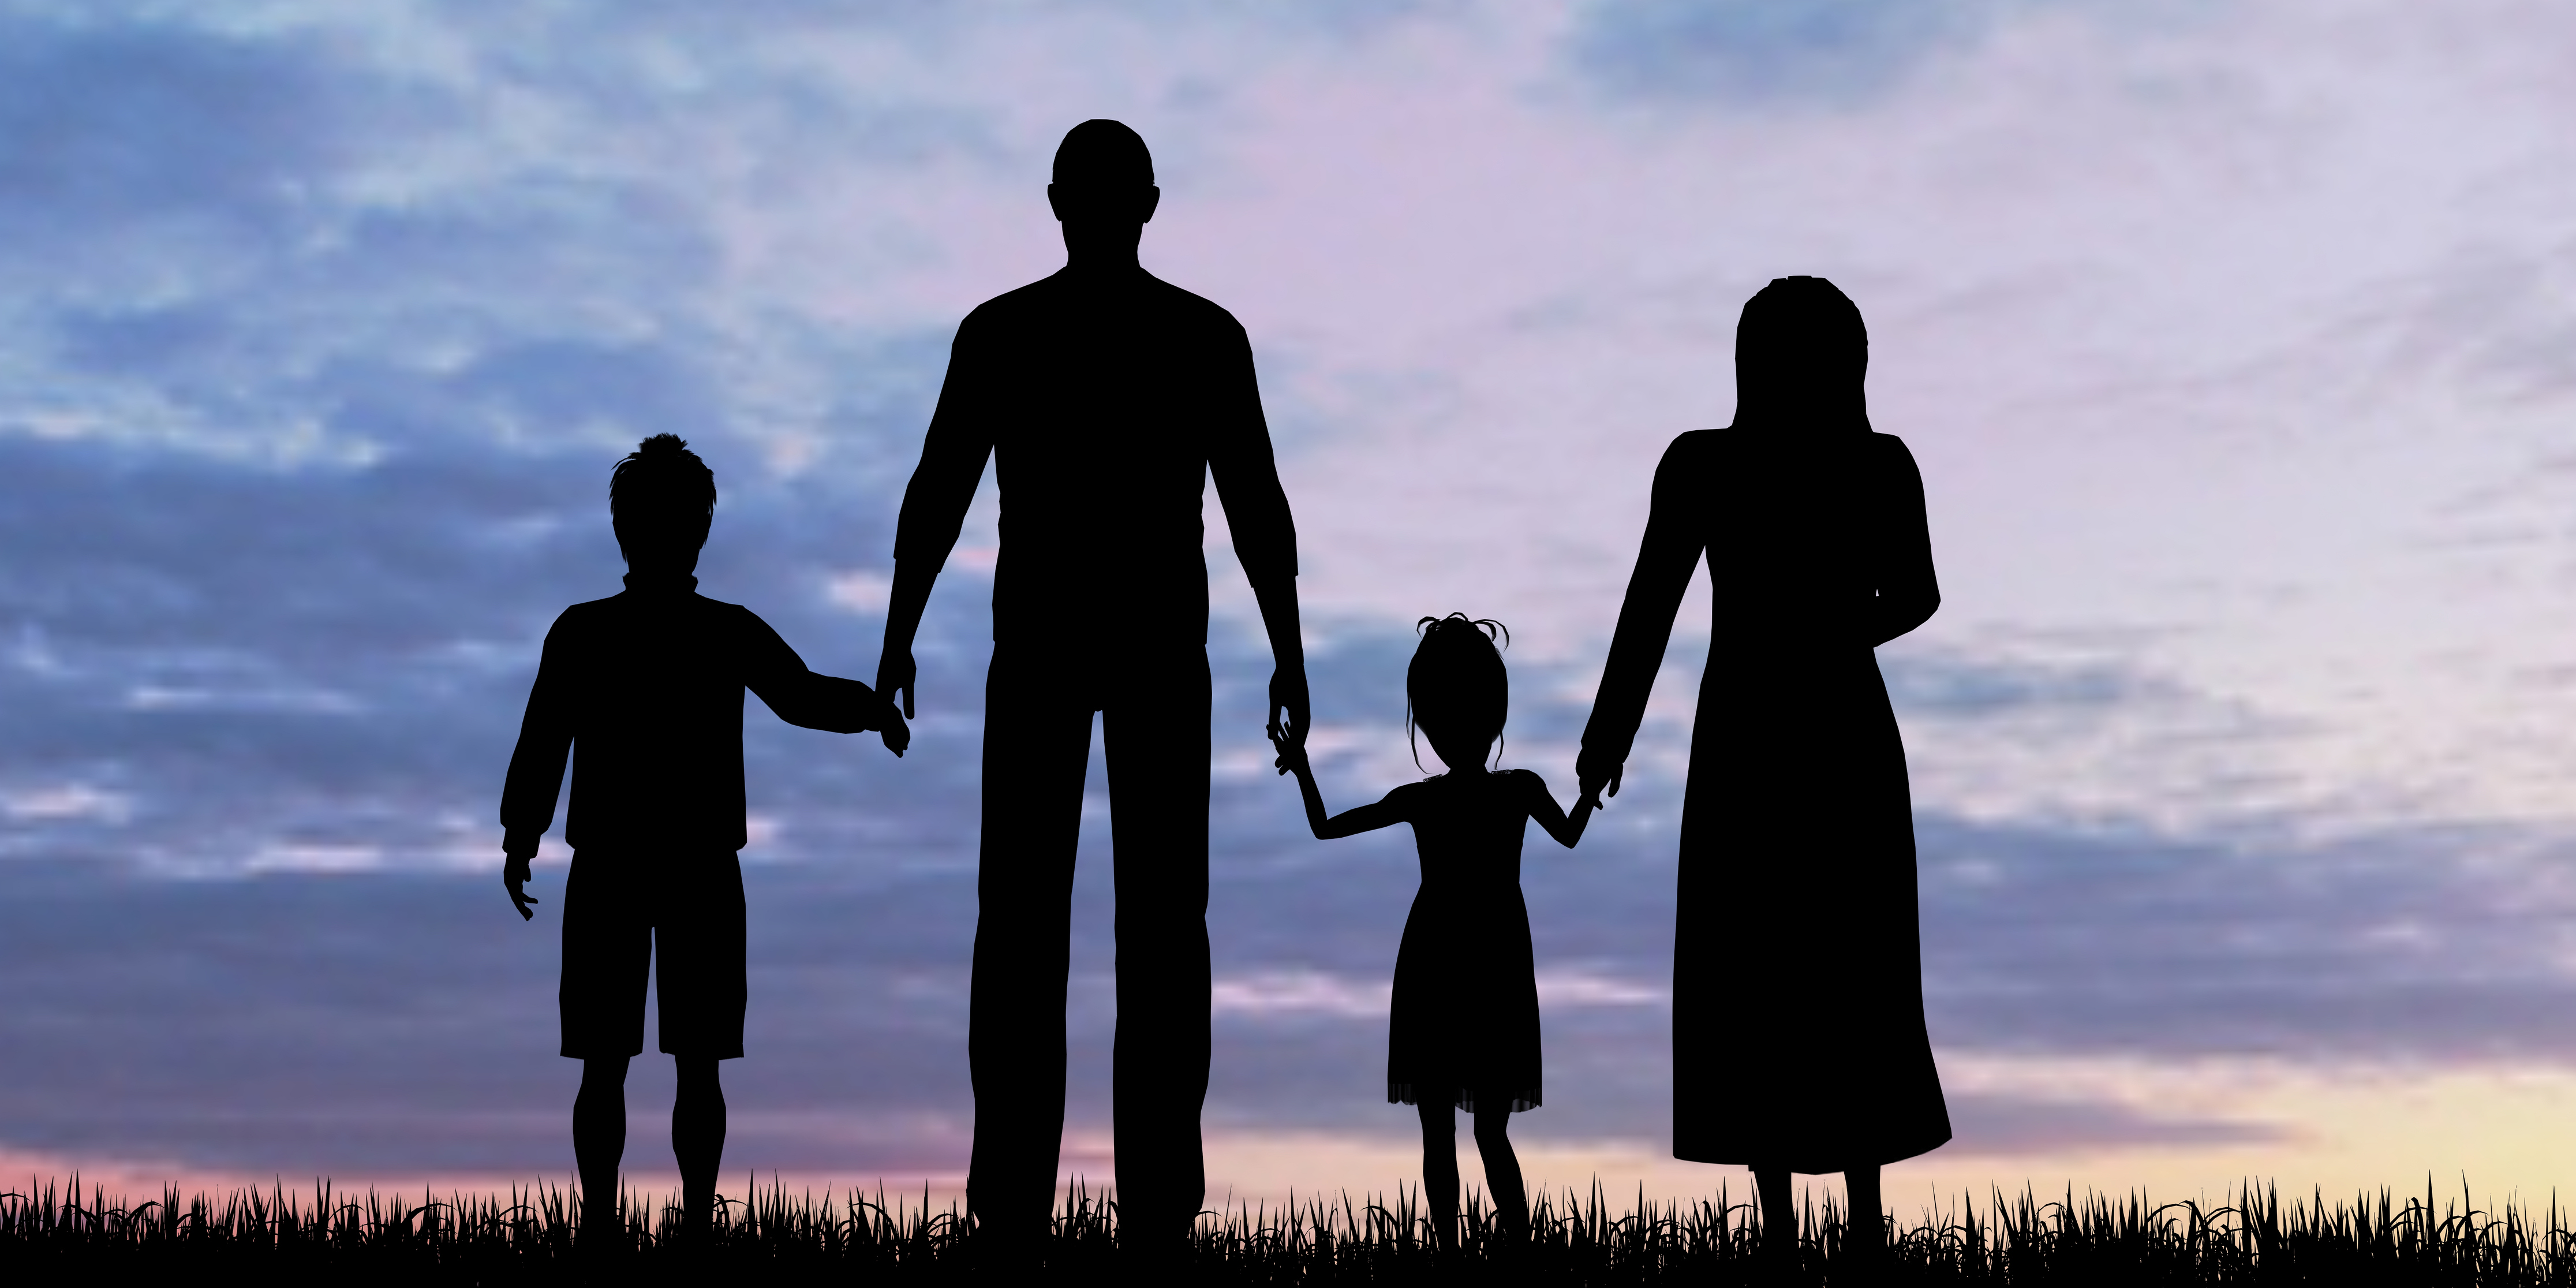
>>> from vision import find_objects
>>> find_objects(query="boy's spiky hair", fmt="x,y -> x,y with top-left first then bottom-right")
610,434 -> 716,558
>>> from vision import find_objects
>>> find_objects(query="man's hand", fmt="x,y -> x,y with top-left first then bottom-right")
877,696 -> 911,757
1267,666 -> 1310,751
503,850 -> 539,921
877,648 -> 918,721
1248,574 -> 1307,749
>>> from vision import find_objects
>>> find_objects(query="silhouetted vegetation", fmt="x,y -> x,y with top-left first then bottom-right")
9,1174 -> 2576,1283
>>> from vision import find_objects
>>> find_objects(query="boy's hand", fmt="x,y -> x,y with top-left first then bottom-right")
878,698 -> 911,757
503,850 -> 539,921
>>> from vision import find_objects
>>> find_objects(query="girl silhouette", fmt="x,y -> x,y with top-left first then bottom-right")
1576,276 -> 1950,1274
1272,614 -> 1593,1251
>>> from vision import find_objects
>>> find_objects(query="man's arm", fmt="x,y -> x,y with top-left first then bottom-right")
1250,573 -> 1306,746
878,312 -> 999,718
498,617 -> 577,920
1205,318 -> 1307,745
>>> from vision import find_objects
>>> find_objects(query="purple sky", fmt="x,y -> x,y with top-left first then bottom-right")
6,0 -> 2576,1207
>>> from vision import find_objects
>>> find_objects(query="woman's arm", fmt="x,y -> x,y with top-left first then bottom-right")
1273,736 -> 1408,839
1577,433 -> 1711,804
1866,434 -> 1940,647
1515,770 -> 1594,848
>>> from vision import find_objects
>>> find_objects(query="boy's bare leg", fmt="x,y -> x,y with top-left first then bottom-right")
1418,1097 -> 1460,1252
574,1055 -> 630,1244
674,1056 -> 727,1239
1471,1103 -> 1529,1245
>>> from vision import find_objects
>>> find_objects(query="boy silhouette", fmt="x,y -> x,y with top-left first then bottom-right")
501,434 -> 907,1245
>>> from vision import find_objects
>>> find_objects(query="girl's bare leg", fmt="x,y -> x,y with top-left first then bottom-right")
1418,1097 -> 1460,1252
1470,1103 -> 1529,1244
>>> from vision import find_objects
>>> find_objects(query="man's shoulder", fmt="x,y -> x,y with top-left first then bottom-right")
964,275 -> 1063,324
964,271 -> 1244,334
1139,274 -> 1243,329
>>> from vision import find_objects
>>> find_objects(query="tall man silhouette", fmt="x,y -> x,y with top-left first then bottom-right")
875,120 -> 1308,1252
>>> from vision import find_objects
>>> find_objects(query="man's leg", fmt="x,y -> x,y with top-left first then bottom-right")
1102,652 -> 1212,1245
574,1055 -> 630,1240
673,1057 -> 726,1238
967,652 -> 1095,1244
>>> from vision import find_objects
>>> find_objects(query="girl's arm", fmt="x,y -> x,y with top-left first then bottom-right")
1514,769 -> 1594,848
1273,734 -> 1409,839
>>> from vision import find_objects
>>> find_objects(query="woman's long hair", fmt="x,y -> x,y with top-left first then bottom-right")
1733,275 -> 1870,436
1405,613 -> 1510,772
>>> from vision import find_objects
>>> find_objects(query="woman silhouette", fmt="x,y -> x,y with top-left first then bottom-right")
1575,277 -> 1950,1270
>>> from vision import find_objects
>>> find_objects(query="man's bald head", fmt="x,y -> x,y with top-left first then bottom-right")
1053,119 -> 1154,188
1048,120 -> 1160,245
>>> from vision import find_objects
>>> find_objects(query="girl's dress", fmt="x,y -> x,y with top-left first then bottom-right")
1383,768 -> 1542,1114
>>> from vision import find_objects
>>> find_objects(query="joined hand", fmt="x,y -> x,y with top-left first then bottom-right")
1576,761 -> 1623,813
1268,725 -> 1309,776
1266,666 -> 1310,752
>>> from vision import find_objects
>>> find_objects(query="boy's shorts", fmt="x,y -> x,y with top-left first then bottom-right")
559,849 -> 747,1060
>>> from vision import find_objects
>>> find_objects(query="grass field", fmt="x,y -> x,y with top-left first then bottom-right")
8,1173 -> 2575,1283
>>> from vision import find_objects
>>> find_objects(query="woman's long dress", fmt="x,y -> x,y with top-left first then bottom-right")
1384,770 -> 1543,1114
1580,428 -> 1950,1173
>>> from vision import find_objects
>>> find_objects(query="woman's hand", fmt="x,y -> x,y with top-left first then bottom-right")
1575,749 -> 1622,811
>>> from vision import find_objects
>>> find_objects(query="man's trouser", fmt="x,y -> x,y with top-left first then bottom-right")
966,645 -> 1212,1243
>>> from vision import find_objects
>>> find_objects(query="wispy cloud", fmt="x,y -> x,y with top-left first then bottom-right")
1562,0 -> 2005,105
